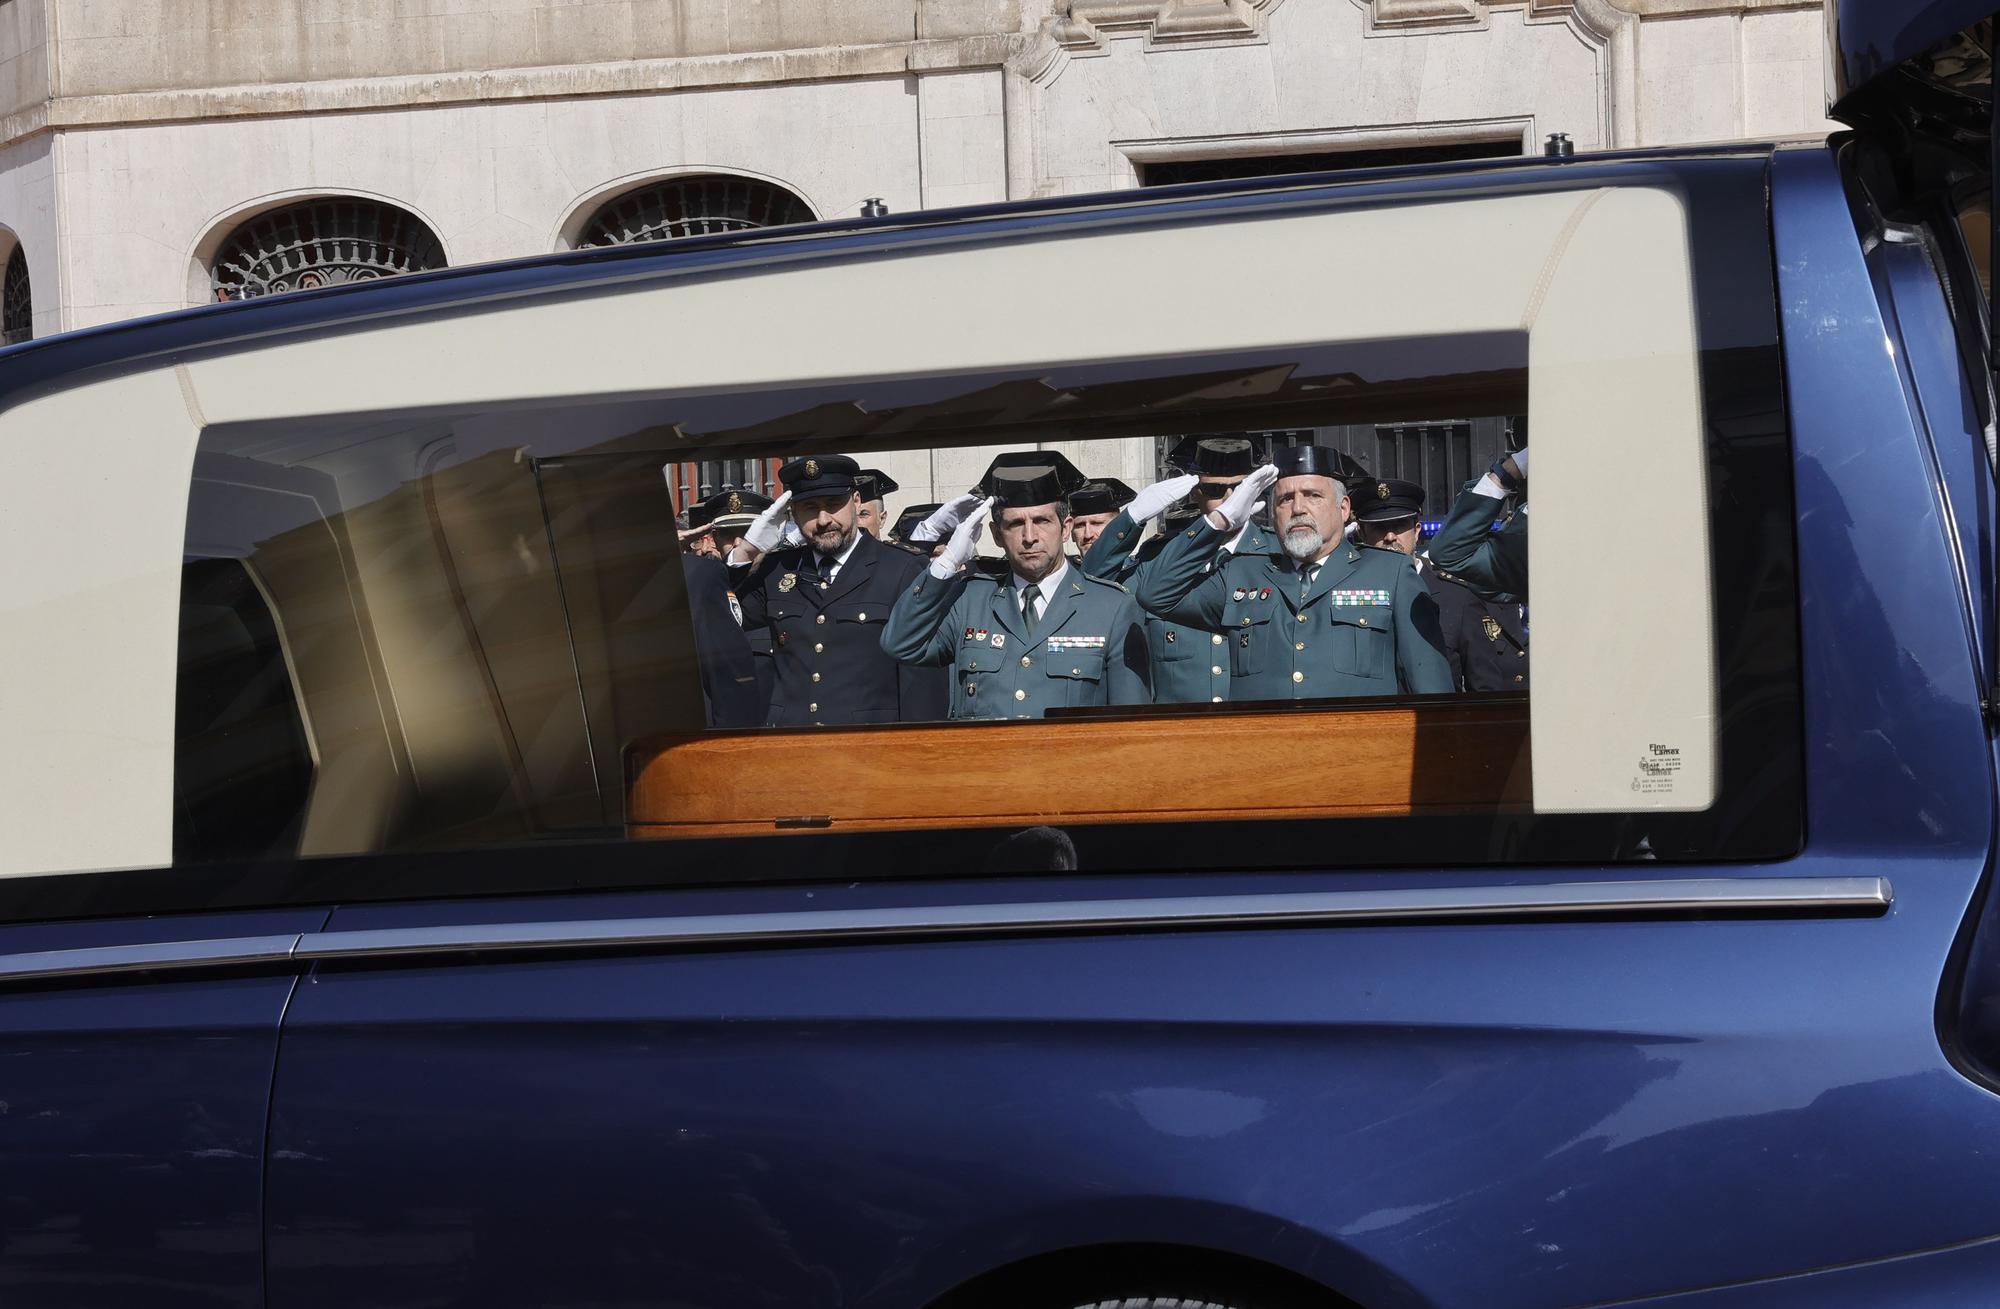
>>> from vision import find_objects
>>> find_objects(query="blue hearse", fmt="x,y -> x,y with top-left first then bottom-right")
0,2 -> 1998,1306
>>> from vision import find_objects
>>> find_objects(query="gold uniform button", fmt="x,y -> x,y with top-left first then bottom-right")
1211,695 -> 1223,703
1292,671 -> 1304,683
1358,618 -> 1369,627
1514,674 -> 1525,683
1518,650 -> 1527,658
813,643 -> 824,653
811,672 -> 821,683
1296,613 -> 1307,623
1295,642 -> 1305,651
1020,656 -> 1032,668
1211,634 -> 1223,646
808,702 -> 819,712
1070,668 -> 1081,675
1211,665 -> 1223,676
815,614 -> 826,625
1014,689 -> 1028,701
1240,618 -> 1251,627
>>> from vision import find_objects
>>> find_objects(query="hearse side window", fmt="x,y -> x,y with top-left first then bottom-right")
5,163 -> 1803,893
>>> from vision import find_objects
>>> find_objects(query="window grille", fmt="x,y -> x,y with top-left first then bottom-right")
211,199 -> 446,301
2,246 -> 30,345
578,176 -> 813,248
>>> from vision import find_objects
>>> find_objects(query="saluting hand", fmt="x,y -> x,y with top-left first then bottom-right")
1124,473 -> 1199,524
730,490 -> 793,564
928,496 -> 995,579
911,491 -> 987,544
1209,463 -> 1277,533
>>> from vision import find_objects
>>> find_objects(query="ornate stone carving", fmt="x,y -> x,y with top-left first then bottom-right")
1044,0 -> 1281,60
1359,0 -> 1634,41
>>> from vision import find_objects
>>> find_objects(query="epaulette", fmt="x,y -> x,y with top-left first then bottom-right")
1080,572 -> 1129,594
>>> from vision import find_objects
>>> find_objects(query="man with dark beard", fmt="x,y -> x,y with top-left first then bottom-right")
726,454 -> 946,726
881,458 -> 1150,718
1136,445 -> 1451,700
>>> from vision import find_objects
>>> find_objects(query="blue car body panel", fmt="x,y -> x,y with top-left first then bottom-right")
247,146 -> 2000,1309
0,908 -> 326,1309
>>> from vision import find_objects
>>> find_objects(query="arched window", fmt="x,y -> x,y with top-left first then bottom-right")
577,175 -> 813,248
2,247 -> 30,345
211,198 -> 445,301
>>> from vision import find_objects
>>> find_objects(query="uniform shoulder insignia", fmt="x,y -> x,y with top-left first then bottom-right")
1083,573 -> 1129,594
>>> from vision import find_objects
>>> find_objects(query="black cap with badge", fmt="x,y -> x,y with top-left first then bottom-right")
699,487 -> 774,531
1350,477 -> 1426,523
854,468 -> 899,504
1066,478 -> 1135,517
777,454 -> 860,499
977,451 -> 1087,510
1167,435 -> 1259,478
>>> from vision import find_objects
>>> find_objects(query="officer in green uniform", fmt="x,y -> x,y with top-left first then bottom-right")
1427,445 -> 1528,601
1137,446 -> 1452,699
1065,478 -> 1134,562
881,457 -> 1151,718
1081,436 -> 1277,704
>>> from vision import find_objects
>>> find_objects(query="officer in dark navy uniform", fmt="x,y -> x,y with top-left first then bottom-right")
699,487 -> 774,565
1353,477 -> 1531,693
679,552 -> 767,727
726,455 -> 947,726
882,456 -> 1150,718
1082,436 -> 1276,704
1138,446 -> 1452,699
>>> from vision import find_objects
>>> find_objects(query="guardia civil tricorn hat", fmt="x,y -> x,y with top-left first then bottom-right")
1166,435 -> 1258,478
976,451 -> 1087,510
1066,479 -> 1136,517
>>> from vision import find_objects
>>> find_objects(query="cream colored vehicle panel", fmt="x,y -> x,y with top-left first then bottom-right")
1,185 -> 1714,876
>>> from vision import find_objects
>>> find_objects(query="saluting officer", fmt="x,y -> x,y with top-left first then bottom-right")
1353,477 -> 1531,693
1065,478 -> 1134,561
881,457 -> 1150,718
1137,446 -> 1452,699
1428,445 -> 1528,601
726,455 -> 947,726
679,497 -> 721,558
1082,436 -> 1275,704
700,487 -> 774,564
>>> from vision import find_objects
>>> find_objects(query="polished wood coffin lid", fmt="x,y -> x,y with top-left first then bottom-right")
627,695 -> 1530,839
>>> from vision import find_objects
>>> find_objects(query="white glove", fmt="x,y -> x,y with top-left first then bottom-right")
1208,464 -> 1277,533
740,490 -> 792,553
1511,446 -> 1529,479
1125,473 -> 1199,524
928,497 -> 994,579
779,518 -> 805,549
910,491 -> 985,544
1221,510 -> 1264,554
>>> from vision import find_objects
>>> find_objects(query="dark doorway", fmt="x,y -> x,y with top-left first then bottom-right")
1139,139 -> 1522,187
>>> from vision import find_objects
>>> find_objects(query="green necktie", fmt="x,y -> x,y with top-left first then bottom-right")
1023,586 -> 1041,634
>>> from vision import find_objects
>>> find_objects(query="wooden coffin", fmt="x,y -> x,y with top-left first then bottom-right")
626,695 -> 1531,839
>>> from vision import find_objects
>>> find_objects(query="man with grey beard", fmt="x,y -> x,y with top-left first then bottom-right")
1135,445 -> 1451,700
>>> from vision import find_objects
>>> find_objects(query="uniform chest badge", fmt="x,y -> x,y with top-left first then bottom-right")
1481,615 -> 1502,642
726,591 -> 743,626
964,626 -> 976,642
1327,589 -> 1391,607
1232,588 -> 1247,601
991,634 -> 1006,648
778,573 -> 797,592
1259,588 -> 1271,600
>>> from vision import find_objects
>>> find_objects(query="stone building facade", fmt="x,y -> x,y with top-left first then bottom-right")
0,0 -> 1834,504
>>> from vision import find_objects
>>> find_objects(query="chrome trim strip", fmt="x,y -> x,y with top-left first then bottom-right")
295,877 -> 1893,963
0,878 -> 1891,982
0,933 -> 303,982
